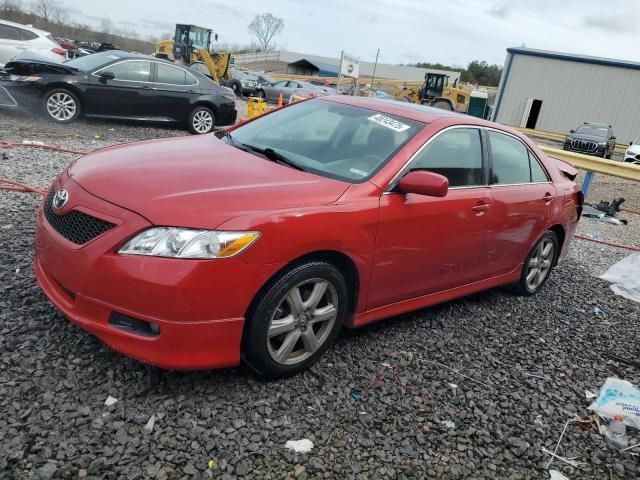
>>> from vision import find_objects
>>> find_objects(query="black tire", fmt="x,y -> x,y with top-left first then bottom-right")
512,231 -> 559,296
257,90 -> 266,99
432,100 -> 453,111
243,262 -> 348,378
43,88 -> 81,123
229,80 -> 242,96
187,106 -> 215,135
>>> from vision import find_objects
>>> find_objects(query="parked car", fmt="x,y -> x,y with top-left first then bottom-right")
563,122 -> 616,158
256,79 -> 324,103
226,67 -> 258,97
0,19 -> 65,67
34,96 -> 582,378
1,51 -> 237,134
624,136 -> 640,164
54,37 -> 77,50
255,72 -> 275,87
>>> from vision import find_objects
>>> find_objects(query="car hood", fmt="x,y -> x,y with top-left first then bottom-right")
4,52 -> 77,75
567,133 -> 607,143
68,135 -> 350,228
627,145 -> 640,153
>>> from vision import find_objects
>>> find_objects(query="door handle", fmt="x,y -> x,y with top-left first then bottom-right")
472,203 -> 491,212
543,193 -> 553,203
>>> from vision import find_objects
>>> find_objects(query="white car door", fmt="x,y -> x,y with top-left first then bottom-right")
0,23 -> 26,66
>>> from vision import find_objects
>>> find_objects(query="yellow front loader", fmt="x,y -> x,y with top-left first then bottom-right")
155,24 -> 231,84
392,73 -> 472,113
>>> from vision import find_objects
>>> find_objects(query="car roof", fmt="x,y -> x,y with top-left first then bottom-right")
0,19 -> 50,36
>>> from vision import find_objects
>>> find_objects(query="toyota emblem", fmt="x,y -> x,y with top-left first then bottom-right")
52,189 -> 69,209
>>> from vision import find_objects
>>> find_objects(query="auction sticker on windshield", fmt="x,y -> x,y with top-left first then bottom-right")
368,114 -> 411,132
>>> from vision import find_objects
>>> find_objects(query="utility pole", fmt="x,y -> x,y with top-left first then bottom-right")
370,48 -> 380,92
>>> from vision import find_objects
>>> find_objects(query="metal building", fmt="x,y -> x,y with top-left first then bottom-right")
493,47 -> 640,143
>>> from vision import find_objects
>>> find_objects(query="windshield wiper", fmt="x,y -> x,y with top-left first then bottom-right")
241,144 -> 305,171
214,130 -> 254,153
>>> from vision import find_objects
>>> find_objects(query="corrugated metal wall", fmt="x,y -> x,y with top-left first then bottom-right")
494,53 -> 640,143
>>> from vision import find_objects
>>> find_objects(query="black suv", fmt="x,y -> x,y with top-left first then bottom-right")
563,122 -> 616,158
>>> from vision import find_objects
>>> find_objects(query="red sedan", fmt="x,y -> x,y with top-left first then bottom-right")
34,96 -> 582,377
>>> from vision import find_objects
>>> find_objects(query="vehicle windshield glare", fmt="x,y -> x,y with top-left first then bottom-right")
230,100 -> 424,182
575,125 -> 608,137
64,51 -> 123,71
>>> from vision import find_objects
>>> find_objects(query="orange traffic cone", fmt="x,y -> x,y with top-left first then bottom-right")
277,93 -> 283,108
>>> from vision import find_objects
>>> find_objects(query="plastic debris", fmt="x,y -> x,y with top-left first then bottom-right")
588,377 -> 640,429
104,395 -> 118,406
143,414 -> 155,434
535,415 -> 544,426
351,390 -> 365,400
448,383 -> 458,389
441,420 -> 456,429
604,415 -> 628,449
592,305 -> 606,316
285,439 -> 314,453
599,253 -> 640,303
585,391 -> 597,399
582,205 -> 605,218
549,469 -> 570,480
207,459 -> 217,470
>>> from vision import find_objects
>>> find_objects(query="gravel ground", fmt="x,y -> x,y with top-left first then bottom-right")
1,111 -> 640,480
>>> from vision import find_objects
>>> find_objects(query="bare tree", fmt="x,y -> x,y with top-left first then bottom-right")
53,4 -> 68,25
248,13 -> 284,51
1,0 -> 20,14
31,0 -> 55,23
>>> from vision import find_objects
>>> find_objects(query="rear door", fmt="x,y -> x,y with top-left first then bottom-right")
0,24 -> 24,65
85,60 -> 155,118
480,129 -> 554,278
151,62 -> 198,121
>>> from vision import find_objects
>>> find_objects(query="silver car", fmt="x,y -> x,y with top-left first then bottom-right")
256,79 -> 321,104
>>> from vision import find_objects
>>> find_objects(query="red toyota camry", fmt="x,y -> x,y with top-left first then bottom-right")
34,96 -> 582,377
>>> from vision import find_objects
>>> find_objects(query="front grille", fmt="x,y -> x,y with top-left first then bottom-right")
0,86 -> 17,107
43,189 -> 116,245
570,139 -> 597,152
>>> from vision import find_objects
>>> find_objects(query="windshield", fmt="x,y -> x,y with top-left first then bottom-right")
258,74 -> 274,84
230,99 -> 424,182
64,51 -> 123,71
575,125 -> 608,137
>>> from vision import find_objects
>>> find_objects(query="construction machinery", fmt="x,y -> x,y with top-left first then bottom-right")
392,73 -> 472,113
154,24 -> 232,86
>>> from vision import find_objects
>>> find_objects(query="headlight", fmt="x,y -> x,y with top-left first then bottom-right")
118,228 -> 260,259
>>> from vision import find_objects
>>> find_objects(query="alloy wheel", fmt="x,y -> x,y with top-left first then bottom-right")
266,278 -> 338,365
46,92 -> 76,121
525,238 -> 555,290
192,110 -> 213,133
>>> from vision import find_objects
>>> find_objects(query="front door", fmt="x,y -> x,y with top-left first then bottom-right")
85,60 -> 155,118
480,130 -> 553,277
368,127 -> 491,310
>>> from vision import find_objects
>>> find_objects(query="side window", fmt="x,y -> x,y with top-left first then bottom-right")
0,24 -> 22,40
104,61 -> 151,82
274,80 -> 288,87
156,63 -> 188,85
529,151 -> 550,182
409,128 -> 483,187
287,81 -> 299,88
488,131 -> 531,184
20,29 -> 39,41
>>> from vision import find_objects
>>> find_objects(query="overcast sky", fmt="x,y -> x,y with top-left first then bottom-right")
68,0 -> 640,66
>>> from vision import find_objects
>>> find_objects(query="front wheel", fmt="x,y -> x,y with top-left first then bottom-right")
257,90 -> 266,99
432,100 -> 453,111
187,106 -> 215,134
44,89 -> 81,123
243,262 -> 348,378
512,231 -> 558,295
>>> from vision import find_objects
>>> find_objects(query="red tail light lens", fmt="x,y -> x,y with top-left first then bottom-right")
51,47 -> 66,56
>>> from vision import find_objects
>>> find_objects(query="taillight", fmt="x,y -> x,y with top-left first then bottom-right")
51,47 -> 66,56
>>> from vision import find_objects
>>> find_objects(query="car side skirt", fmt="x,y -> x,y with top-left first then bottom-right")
349,265 -> 522,328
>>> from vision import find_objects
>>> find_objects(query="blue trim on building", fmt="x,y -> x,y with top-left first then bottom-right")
506,48 -> 640,71
492,52 -> 513,121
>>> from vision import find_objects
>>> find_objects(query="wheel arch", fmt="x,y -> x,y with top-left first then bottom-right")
42,83 -> 83,105
431,97 -> 454,110
244,250 -> 360,322
547,224 -> 566,264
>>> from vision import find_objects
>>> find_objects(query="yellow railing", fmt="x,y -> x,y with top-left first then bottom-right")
539,146 -> 640,182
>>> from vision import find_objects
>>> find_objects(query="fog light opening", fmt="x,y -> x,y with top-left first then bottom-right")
108,312 -> 161,337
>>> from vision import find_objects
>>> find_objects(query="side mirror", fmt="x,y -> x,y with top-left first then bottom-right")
569,129 -> 575,134
99,71 -> 115,81
630,141 -> 633,146
398,171 -> 449,197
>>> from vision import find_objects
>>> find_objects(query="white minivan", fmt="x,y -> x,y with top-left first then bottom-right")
0,19 -> 65,67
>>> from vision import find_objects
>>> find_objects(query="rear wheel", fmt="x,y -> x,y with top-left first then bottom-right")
432,100 -> 453,111
44,89 -> 81,123
229,80 -> 242,96
243,262 -> 348,378
512,231 -> 558,295
257,90 -> 266,99
187,106 -> 215,134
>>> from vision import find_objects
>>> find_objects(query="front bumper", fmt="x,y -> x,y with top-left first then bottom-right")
34,176 -> 275,370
